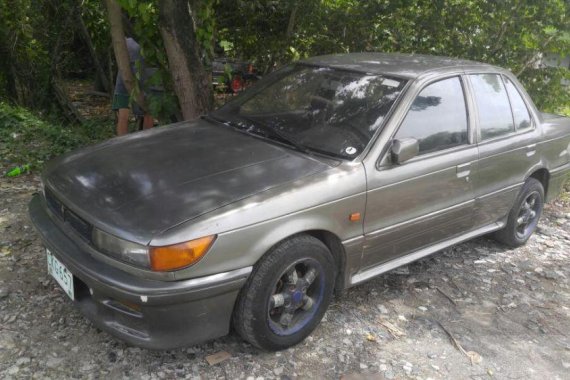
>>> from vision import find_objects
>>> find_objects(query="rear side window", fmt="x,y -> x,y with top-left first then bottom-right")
469,74 -> 514,140
395,76 -> 468,155
504,77 -> 532,131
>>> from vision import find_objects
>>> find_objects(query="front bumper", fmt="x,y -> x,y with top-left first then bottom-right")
29,194 -> 251,349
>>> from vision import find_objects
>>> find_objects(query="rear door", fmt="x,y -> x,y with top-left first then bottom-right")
467,73 -> 541,226
361,75 -> 477,269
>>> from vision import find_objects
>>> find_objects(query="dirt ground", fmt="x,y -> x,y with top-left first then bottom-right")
1,169 -> 569,380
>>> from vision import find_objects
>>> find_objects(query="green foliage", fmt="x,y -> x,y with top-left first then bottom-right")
215,0 -> 570,112
519,67 -> 570,116
0,0 -> 50,106
0,102 -> 113,171
1,0 -> 569,128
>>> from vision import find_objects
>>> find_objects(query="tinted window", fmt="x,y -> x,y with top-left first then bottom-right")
504,77 -> 532,130
395,77 -> 468,155
214,65 -> 406,159
469,74 -> 514,140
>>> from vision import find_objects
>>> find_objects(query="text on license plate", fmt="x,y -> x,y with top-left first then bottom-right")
46,249 -> 74,300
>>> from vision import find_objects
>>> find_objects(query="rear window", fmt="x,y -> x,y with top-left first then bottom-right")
469,74 -> 515,140
504,77 -> 532,131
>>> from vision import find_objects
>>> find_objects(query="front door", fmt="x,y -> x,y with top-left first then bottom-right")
361,75 -> 477,269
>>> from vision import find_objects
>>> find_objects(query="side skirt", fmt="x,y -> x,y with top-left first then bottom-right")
349,221 -> 505,287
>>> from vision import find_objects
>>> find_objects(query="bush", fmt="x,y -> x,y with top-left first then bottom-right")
0,102 -> 113,174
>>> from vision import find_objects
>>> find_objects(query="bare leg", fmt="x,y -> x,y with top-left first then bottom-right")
142,114 -> 154,130
116,108 -> 130,136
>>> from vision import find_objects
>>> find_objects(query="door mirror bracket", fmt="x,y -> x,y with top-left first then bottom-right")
391,138 -> 419,164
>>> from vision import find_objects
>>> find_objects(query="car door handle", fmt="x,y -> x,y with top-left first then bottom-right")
526,144 -> 537,157
456,163 -> 471,180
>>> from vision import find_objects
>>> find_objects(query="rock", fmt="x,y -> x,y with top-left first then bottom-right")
16,357 -> 31,366
46,357 -> 64,368
418,306 -> 428,312
7,366 -> 19,375
543,270 -> 561,280
393,267 -> 409,275
537,226 -> 554,236
0,287 -> 8,299
377,304 -> 389,314
81,363 -> 95,372
359,363 -> 368,369
273,367 -> 284,376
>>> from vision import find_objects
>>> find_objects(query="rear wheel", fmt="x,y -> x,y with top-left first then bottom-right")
494,178 -> 544,247
233,235 -> 335,351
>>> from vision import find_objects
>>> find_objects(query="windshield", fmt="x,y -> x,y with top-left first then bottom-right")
212,64 -> 407,159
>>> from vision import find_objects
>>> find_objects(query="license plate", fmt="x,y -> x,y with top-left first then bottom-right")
47,249 -> 74,300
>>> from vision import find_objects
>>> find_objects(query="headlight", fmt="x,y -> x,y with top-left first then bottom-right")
92,228 -> 216,272
92,228 -> 150,268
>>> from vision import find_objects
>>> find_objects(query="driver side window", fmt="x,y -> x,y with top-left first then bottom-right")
395,76 -> 469,155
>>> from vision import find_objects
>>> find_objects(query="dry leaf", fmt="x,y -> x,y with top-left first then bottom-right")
205,351 -> 232,366
365,333 -> 377,342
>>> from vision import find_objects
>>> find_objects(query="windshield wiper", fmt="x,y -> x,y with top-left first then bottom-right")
238,115 -> 312,155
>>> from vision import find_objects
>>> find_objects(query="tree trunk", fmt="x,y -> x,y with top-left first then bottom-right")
77,7 -> 111,93
103,0 -> 145,110
159,0 -> 212,121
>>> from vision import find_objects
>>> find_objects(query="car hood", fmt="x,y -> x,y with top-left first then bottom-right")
43,119 -> 334,244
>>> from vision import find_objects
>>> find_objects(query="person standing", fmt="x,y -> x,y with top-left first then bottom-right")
111,37 -> 154,136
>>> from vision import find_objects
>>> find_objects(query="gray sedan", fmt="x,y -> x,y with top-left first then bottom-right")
29,53 -> 570,351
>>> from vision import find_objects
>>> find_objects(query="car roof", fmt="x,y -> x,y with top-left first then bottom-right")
300,52 -> 499,79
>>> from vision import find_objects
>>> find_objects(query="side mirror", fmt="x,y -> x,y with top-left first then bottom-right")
391,138 -> 419,164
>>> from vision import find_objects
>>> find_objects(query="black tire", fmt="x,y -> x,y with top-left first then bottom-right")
233,234 -> 336,351
493,178 -> 544,247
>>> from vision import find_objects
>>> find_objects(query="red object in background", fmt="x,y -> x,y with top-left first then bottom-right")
231,75 -> 244,93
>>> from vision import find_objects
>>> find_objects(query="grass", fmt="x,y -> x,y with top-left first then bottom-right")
0,102 -> 114,175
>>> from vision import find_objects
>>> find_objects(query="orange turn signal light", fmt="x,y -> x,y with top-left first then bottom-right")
149,235 -> 216,272
349,212 -> 361,222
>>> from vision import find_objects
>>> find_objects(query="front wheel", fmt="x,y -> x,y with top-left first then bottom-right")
493,178 -> 544,247
233,235 -> 336,351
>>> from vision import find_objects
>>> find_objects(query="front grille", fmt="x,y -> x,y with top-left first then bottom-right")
45,188 -> 64,219
64,208 -> 93,241
45,187 -> 93,242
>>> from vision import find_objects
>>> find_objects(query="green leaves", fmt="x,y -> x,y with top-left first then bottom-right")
0,102 -> 113,172
215,0 -> 569,111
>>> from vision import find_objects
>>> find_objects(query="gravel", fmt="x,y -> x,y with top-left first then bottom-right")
1,172 -> 569,379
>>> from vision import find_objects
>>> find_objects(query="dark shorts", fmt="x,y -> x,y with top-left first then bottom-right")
112,67 -> 159,117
